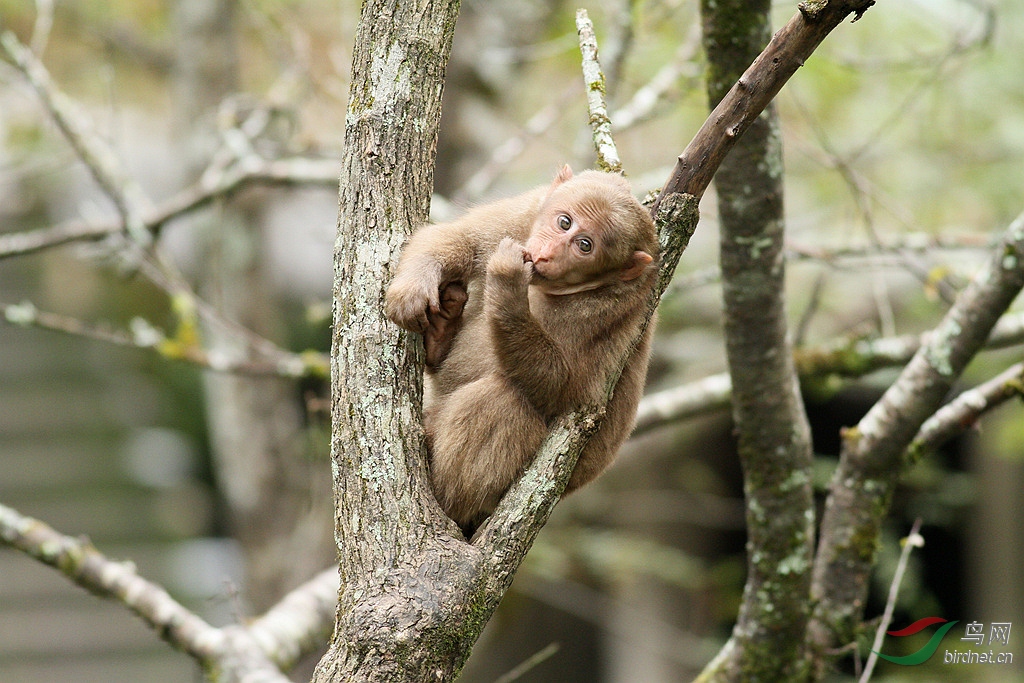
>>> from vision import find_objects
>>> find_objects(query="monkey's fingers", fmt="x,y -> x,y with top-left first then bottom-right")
488,238 -> 532,283
385,291 -> 431,333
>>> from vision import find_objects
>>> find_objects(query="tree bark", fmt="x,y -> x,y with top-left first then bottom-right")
311,2 -> 483,680
807,214 -> 1024,676
695,2 -> 815,681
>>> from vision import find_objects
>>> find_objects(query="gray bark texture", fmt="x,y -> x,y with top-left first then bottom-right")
311,2 -> 485,680
695,1 -> 815,681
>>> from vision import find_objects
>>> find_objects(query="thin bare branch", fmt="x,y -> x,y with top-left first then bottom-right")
1,30 -> 153,247
633,372 -> 732,435
0,155 -> 339,260
30,0 -> 54,56
0,299 -> 328,378
909,361 -> 1024,460
0,502 -> 340,681
600,0 -> 636,100
610,25 -> 702,132
575,9 -> 622,173
453,96 -> 572,204
0,503 -> 228,669
633,309 -> 1024,437
493,643 -> 561,683
859,520 -> 925,683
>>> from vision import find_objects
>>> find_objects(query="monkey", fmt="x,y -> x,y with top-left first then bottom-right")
386,166 -> 658,533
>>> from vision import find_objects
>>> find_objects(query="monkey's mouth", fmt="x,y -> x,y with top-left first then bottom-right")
529,263 -> 554,283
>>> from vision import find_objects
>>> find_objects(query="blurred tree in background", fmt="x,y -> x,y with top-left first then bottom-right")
0,0 -> 1022,681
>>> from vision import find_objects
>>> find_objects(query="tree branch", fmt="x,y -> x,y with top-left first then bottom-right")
610,26 -> 702,132
0,503 -> 289,682
908,360 -> 1024,461
808,211 -> 1024,672
859,519 -> 924,683
652,0 -> 876,207
575,9 -> 622,173
0,154 -> 339,260
632,309 -> 1024,436
248,568 -> 340,671
0,299 -> 327,378
1,30 -> 154,247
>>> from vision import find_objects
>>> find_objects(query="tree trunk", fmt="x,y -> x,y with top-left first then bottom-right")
695,2 -> 815,680
311,2 -> 488,680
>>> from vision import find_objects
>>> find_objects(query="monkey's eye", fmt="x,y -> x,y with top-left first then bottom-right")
556,214 -> 572,231
576,237 -> 593,254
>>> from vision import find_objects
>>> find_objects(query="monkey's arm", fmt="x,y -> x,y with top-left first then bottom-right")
485,238 -> 573,416
385,189 -> 544,334
385,220 -> 476,334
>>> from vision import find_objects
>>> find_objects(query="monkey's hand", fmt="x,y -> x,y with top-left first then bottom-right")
485,238 -> 533,323
486,238 -> 533,289
385,260 -> 444,333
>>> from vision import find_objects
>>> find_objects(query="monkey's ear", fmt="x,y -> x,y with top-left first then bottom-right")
552,164 -> 573,187
619,250 -> 654,281
543,165 -> 574,202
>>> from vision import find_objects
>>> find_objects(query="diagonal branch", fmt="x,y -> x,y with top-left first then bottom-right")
1,30 -> 154,247
0,502 -> 285,681
0,502 -> 337,681
808,211 -> 1024,670
908,360 -> 1024,462
0,154 -> 339,260
653,0 -> 876,206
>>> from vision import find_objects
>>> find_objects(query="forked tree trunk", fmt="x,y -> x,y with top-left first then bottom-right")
310,2 -> 481,681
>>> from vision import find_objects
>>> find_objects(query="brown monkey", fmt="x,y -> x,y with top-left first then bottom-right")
386,166 -> 658,532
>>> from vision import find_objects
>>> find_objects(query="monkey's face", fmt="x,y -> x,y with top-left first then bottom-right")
525,171 -> 658,295
525,208 -> 605,288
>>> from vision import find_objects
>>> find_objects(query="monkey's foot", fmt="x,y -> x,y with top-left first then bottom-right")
424,281 -> 467,369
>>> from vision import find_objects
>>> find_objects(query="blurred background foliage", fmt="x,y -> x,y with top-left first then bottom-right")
0,0 -> 1022,681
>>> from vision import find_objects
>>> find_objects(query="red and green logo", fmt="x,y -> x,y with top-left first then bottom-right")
872,617 -> 960,665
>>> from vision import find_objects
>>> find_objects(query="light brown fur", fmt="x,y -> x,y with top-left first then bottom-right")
386,167 -> 658,532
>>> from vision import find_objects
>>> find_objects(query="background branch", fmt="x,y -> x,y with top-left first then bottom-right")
0,154 -> 339,260
0,502 -> 336,681
632,308 -> 1024,435
575,9 -> 622,173
808,211 -> 1024,670
1,30 -> 154,247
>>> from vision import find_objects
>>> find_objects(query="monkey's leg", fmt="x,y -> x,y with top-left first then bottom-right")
427,373 -> 545,529
424,281 -> 468,369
